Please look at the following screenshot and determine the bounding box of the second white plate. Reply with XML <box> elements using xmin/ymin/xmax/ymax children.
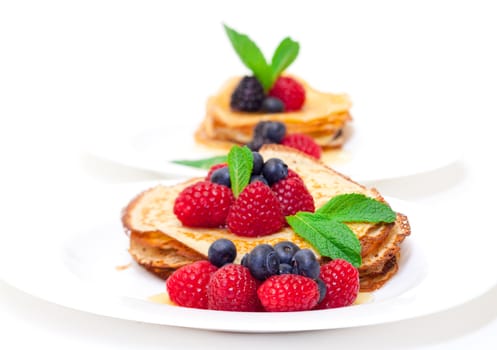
<box><xmin>86</xmin><ymin>120</ymin><xmax>460</xmax><ymax>182</ymax></box>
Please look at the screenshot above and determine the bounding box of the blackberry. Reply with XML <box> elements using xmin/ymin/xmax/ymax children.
<box><xmin>230</xmin><ymin>76</ymin><xmax>265</xmax><ymax>112</ymax></box>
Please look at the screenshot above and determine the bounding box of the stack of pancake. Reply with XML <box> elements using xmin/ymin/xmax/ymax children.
<box><xmin>122</xmin><ymin>145</ymin><xmax>410</xmax><ymax>292</ymax></box>
<box><xmin>195</xmin><ymin>76</ymin><xmax>353</xmax><ymax>150</ymax></box>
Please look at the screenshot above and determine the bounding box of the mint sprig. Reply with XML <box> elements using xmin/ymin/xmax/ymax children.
<box><xmin>171</xmin><ymin>155</ymin><xmax>228</xmax><ymax>169</ymax></box>
<box><xmin>224</xmin><ymin>24</ymin><xmax>299</xmax><ymax>91</ymax></box>
<box><xmin>317</xmin><ymin>193</ymin><xmax>397</xmax><ymax>223</ymax></box>
<box><xmin>227</xmin><ymin>145</ymin><xmax>253</xmax><ymax>197</ymax></box>
<box><xmin>287</xmin><ymin>212</ymin><xmax>362</xmax><ymax>267</ymax></box>
<box><xmin>286</xmin><ymin>193</ymin><xmax>397</xmax><ymax>267</ymax></box>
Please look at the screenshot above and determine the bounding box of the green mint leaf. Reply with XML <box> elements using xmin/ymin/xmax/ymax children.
<box><xmin>286</xmin><ymin>212</ymin><xmax>362</xmax><ymax>267</ymax></box>
<box><xmin>317</xmin><ymin>193</ymin><xmax>397</xmax><ymax>223</ymax></box>
<box><xmin>270</xmin><ymin>37</ymin><xmax>300</xmax><ymax>85</ymax></box>
<box><xmin>223</xmin><ymin>24</ymin><xmax>272</xmax><ymax>91</ymax></box>
<box><xmin>171</xmin><ymin>155</ymin><xmax>228</xmax><ymax>170</ymax></box>
<box><xmin>227</xmin><ymin>145</ymin><xmax>253</xmax><ymax>197</ymax></box>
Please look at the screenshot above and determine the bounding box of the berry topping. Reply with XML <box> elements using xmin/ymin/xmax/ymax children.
<box><xmin>261</xmin><ymin>96</ymin><xmax>285</xmax><ymax>113</ymax></box>
<box><xmin>262</xmin><ymin>158</ymin><xmax>288</xmax><ymax>185</ymax></box>
<box><xmin>268</xmin><ymin>76</ymin><xmax>306</xmax><ymax>111</ymax></box>
<box><xmin>291</xmin><ymin>249</ymin><xmax>321</xmax><ymax>279</ymax></box>
<box><xmin>226</xmin><ymin>181</ymin><xmax>285</xmax><ymax>237</ymax></box>
<box><xmin>244</xmin><ymin>244</ymin><xmax>280</xmax><ymax>280</ymax></box>
<box><xmin>286</xmin><ymin>168</ymin><xmax>304</xmax><ymax>182</ymax></box>
<box><xmin>315</xmin><ymin>278</ymin><xmax>327</xmax><ymax>304</ymax></box>
<box><xmin>254</xmin><ymin>121</ymin><xmax>287</xmax><ymax>144</ymax></box>
<box><xmin>271</xmin><ymin>177</ymin><xmax>315</xmax><ymax>216</ymax></box>
<box><xmin>273</xmin><ymin>241</ymin><xmax>300</xmax><ymax>264</ymax></box>
<box><xmin>207</xmin><ymin>264</ymin><xmax>260</xmax><ymax>312</ymax></box>
<box><xmin>210</xmin><ymin>166</ymin><xmax>231</xmax><ymax>188</ymax></box>
<box><xmin>317</xmin><ymin>259</ymin><xmax>360</xmax><ymax>309</ymax></box>
<box><xmin>257</xmin><ymin>274</ymin><xmax>320</xmax><ymax>312</ymax></box>
<box><xmin>278</xmin><ymin>263</ymin><xmax>294</xmax><ymax>275</ymax></box>
<box><xmin>165</xmin><ymin>260</ymin><xmax>217</xmax><ymax>309</ymax></box>
<box><xmin>173</xmin><ymin>181</ymin><xmax>234</xmax><ymax>228</ymax></box>
<box><xmin>252</xmin><ymin>151</ymin><xmax>264</xmax><ymax>175</ymax></box>
<box><xmin>281</xmin><ymin>133</ymin><xmax>322</xmax><ymax>159</ymax></box>
<box><xmin>230</xmin><ymin>76</ymin><xmax>265</xmax><ymax>112</ymax></box>
<box><xmin>246</xmin><ymin>136</ymin><xmax>266</xmax><ymax>152</ymax></box>
<box><xmin>208</xmin><ymin>238</ymin><xmax>237</xmax><ymax>268</ymax></box>
<box><xmin>205</xmin><ymin>163</ymin><xmax>228</xmax><ymax>181</ymax></box>
<box><xmin>249</xmin><ymin>174</ymin><xmax>269</xmax><ymax>186</ymax></box>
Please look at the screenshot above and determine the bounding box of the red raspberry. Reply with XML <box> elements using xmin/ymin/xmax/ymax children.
<box><xmin>281</xmin><ymin>133</ymin><xmax>322</xmax><ymax>159</ymax></box>
<box><xmin>268</xmin><ymin>76</ymin><xmax>306</xmax><ymax>111</ymax></box>
<box><xmin>207</xmin><ymin>264</ymin><xmax>260</xmax><ymax>311</ymax></box>
<box><xmin>286</xmin><ymin>168</ymin><xmax>303</xmax><ymax>183</ymax></box>
<box><xmin>166</xmin><ymin>260</ymin><xmax>217</xmax><ymax>309</ymax></box>
<box><xmin>317</xmin><ymin>259</ymin><xmax>360</xmax><ymax>309</ymax></box>
<box><xmin>173</xmin><ymin>181</ymin><xmax>234</xmax><ymax>227</ymax></box>
<box><xmin>271</xmin><ymin>177</ymin><xmax>315</xmax><ymax>216</ymax></box>
<box><xmin>226</xmin><ymin>182</ymin><xmax>285</xmax><ymax>237</ymax></box>
<box><xmin>257</xmin><ymin>274</ymin><xmax>320</xmax><ymax>312</ymax></box>
<box><xmin>205</xmin><ymin>163</ymin><xmax>228</xmax><ymax>181</ymax></box>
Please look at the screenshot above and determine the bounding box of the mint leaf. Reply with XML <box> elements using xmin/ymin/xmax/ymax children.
<box><xmin>286</xmin><ymin>212</ymin><xmax>362</xmax><ymax>267</ymax></box>
<box><xmin>270</xmin><ymin>37</ymin><xmax>300</xmax><ymax>85</ymax></box>
<box><xmin>227</xmin><ymin>145</ymin><xmax>253</xmax><ymax>197</ymax></box>
<box><xmin>317</xmin><ymin>193</ymin><xmax>396</xmax><ymax>223</ymax></box>
<box><xmin>171</xmin><ymin>155</ymin><xmax>228</xmax><ymax>170</ymax></box>
<box><xmin>223</xmin><ymin>24</ymin><xmax>272</xmax><ymax>91</ymax></box>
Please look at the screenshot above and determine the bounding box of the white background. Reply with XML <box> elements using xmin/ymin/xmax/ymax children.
<box><xmin>1</xmin><ymin>0</ymin><xmax>496</xmax><ymax>348</ymax></box>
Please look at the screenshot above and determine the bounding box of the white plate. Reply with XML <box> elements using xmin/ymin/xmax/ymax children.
<box><xmin>86</xmin><ymin>120</ymin><xmax>460</xmax><ymax>182</ymax></box>
<box><xmin>1</xmin><ymin>180</ymin><xmax>493</xmax><ymax>333</ymax></box>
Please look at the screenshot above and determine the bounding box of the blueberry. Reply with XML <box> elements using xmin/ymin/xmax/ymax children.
<box><xmin>210</xmin><ymin>166</ymin><xmax>231</xmax><ymax>187</ymax></box>
<box><xmin>274</xmin><ymin>241</ymin><xmax>300</xmax><ymax>264</ymax></box>
<box><xmin>246</xmin><ymin>244</ymin><xmax>280</xmax><ymax>280</ymax></box>
<box><xmin>315</xmin><ymin>278</ymin><xmax>327</xmax><ymax>303</ymax></box>
<box><xmin>253</xmin><ymin>121</ymin><xmax>270</xmax><ymax>139</ymax></box>
<box><xmin>250</xmin><ymin>174</ymin><xmax>269</xmax><ymax>185</ymax></box>
<box><xmin>261</xmin><ymin>97</ymin><xmax>285</xmax><ymax>114</ymax></box>
<box><xmin>208</xmin><ymin>239</ymin><xmax>237</xmax><ymax>267</ymax></box>
<box><xmin>291</xmin><ymin>249</ymin><xmax>320</xmax><ymax>279</ymax></box>
<box><xmin>252</xmin><ymin>151</ymin><xmax>264</xmax><ymax>175</ymax></box>
<box><xmin>262</xmin><ymin>158</ymin><xmax>288</xmax><ymax>185</ymax></box>
<box><xmin>279</xmin><ymin>263</ymin><xmax>293</xmax><ymax>275</ymax></box>
<box><xmin>246</xmin><ymin>136</ymin><xmax>266</xmax><ymax>152</ymax></box>
<box><xmin>240</xmin><ymin>253</ymin><xmax>249</xmax><ymax>267</ymax></box>
<box><xmin>262</xmin><ymin>121</ymin><xmax>286</xmax><ymax>143</ymax></box>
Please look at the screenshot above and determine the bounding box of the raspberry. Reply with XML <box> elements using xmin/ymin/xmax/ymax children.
<box><xmin>257</xmin><ymin>274</ymin><xmax>320</xmax><ymax>312</ymax></box>
<box><xmin>281</xmin><ymin>133</ymin><xmax>322</xmax><ymax>159</ymax></box>
<box><xmin>230</xmin><ymin>76</ymin><xmax>265</xmax><ymax>112</ymax></box>
<box><xmin>165</xmin><ymin>260</ymin><xmax>217</xmax><ymax>309</ymax></box>
<box><xmin>207</xmin><ymin>264</ymin><xmax>260</xmax><ymax>311</ymax></box>
<box><xmin>317</xmin><ymin>259</ymin><xmax>360</xmax><ymax>309</ymax></box>
<box><xmin>286</xmin><ymin>168</ymin><xmax>304</xmax><ymax>183</ymax></box>
<box><xmin>268</xmin><ymin>76</ymin><xmax>306</xmax><ymax>111</ymax></box>
<box><xmin>205</xmin><ymin>163</ymin><xmax>228</xmax><ymax>181</ymax></box>
<box><xmin>271</xmin><ymin>177</ymin><xmax>314</xmax><ymax>216</ymax></box>
<box><xmin>226</xmin><ymin>182</ymin><xmax>285</xmax><ymax>237</ymax></box>
<box><xmin>173</xmin><ymin>181</ymin><xmax>234</xmax><ymax>227</ymax></box>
